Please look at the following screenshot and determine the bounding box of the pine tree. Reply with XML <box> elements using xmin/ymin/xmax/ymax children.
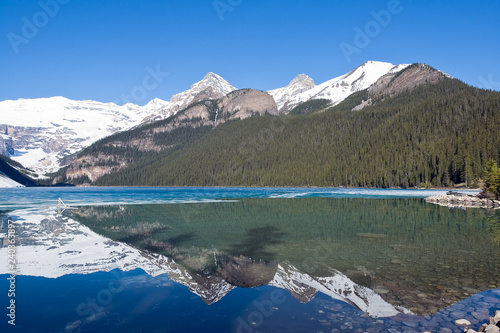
<box><xmin>484</xmin><ymin>159</ymin><xmax>500</xmax><ymax>199</ymax></box>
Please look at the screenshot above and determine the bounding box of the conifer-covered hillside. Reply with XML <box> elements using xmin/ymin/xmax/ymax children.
<box><xmin>56</xmin><ymin>76</ymin><xmax>500</xmax><ymax>188</ymax></box>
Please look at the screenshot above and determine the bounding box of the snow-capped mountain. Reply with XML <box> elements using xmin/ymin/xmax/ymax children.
<box><xmin>0</xmin><ymin>63</ymin><xmax>421</xmax><ymax>179</ymax></box>
<box><xmin>269</xmin><ymin>61</ymin><xmax>410</xmax><ymax>113</ymax></box>
<box><xmin>142</xmin><ymin>72</ymin><xmax>237</xmax><ymax>123</ymax></box>
<box><xmin>133</xmin><ymin>73</ymin><xmax>238</xmax><ymax>124</ymax></box>
<box><xmin>166</xmin><ymin>72</ymin><xmax>237</xmax><ymax>113</ymax></box>
<box><xmin>268</xmin><ymin>74</ymin><xmax>316</xmax><ymax>113</ymax></box>
<box><xmin>0</xmin><ymin>97</ymin><xmax>155</xmax><ymax>176</ymax></box>
<box><xmin>0</xmin><ymin>72</ymin><xmax>236</xmax><ymax>178</ymax></box>
<box><xmin>141</xmin><ymin>97</ymin><xmax>171</xmax><ymax>113</ymax></box>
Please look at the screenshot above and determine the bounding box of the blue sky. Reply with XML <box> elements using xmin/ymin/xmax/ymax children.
<box><xmin>1</xmin><ymin>0</ymin><xmax>499</xmax><ymax>105</ymax></box>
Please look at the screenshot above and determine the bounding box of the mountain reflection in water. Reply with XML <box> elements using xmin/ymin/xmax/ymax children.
<box><xmin>62</xmin><ymin>198</ymin><xmax>500</xmax><ymax>316</ymax></box>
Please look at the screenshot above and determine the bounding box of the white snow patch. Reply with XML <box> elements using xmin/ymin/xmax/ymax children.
<box><xmin>0</xmin><ymin>172</ymin><xmax>24</xmax><ymax>187</ymax></box>
<box><xmin>269</xmin><ymin>61</ymin><xmax>411</xmax><ymax>112</ymax></box>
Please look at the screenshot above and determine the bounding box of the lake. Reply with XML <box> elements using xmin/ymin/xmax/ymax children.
<box><xmin>1</xmin><ymin>187</ymin><xmax>499</xmax><ymax>332</ymax></box>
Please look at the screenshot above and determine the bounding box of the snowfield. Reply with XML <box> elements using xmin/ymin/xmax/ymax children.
<box><xmin>0</xmin><ymin>172</ymin><xmax>24</xmax><ymax>187</ymax></box>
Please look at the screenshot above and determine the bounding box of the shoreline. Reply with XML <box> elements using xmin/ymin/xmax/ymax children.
<box><xmin>72</xmin><ymin>184</ymin><xmax>482</xmax><ymax>190</ymax></box>
<box><xmin>425</xmin><ymin>191</ymin><xmax>500</xmax><ymax>209</ymax></box>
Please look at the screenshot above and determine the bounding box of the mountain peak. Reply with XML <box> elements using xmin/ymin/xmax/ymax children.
<box><xmin>288</xmin><ymin>74</ymin><xmax>315</xmax><ymax>87</ymax></box>
<box><xmin>200</xmin><ymin>72</ymin><xmax>232</xmax><ymax>87</ymax></box>
<box><xmin>409</xmin><ymin>63</ymin><xmax>452</xmax><ymax>78</ymax></box>
<box><xmin>166</xmin><ymin>72</ymin><xmax>237</xmax><ymax>113</ymax></box>
<box><xmin>360</xmin><ymin>60</ymin><xmax>388</xmax><ymax>66</ymax></box>
<box><xmin>203</xmin><ymin>72</ymin><xmax>222</xmax><ymax>80</ymax></box>
<box><xmin>269</xmin><ymin>74</ymin><xmax>317</xmax><ymax>112</ymax></box>
<box><xmin>142</xmin><ymin>98</ymin><xmax>170</xmax><ymax>112</ymax></box>
<box><xmin>269</xmin><ymin>61</ymin><xmax>410</xmax><ymax>113</ymax></box>
<box><xmin>348</xmin><ymin>61</ymin><xmax>396</xmax><ymax>76</ymax></box>
<box><xmin>146</xmin><ymin>97</ymin><xmax>168</xmax><ymax>106</ymax></box>
<box><xmin>191</xmin><ymin>72</ymin><xmax>235</xmax><ymax>92</ymax></box>
<box><xmin>351</xmin><ymin>62</ymin><xmax>452</xmax><ymax>111</ymax></box>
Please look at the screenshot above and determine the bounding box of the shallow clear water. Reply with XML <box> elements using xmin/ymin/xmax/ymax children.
<box><xmin>0</xmin><ymin>187</ymin><xmax>498</xmax><ymax>333</ymax></box>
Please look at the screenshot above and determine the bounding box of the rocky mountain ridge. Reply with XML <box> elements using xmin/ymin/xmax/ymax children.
<box><xmin>0</xmin><ymin>61</ymin><xmax>447</xmax><ymax>184</ymax></box>
<box><xmin>151</xmin><ymin>72</ymin><xmax>238</xmax><ymax>121</ymax></box>
<box><xmin>64</xmin><ymin>88</ymin><xmax>277</xmax><ymax>184</ymax></box>
<box><xmin>269</xmin><ymin>61</ymin><xmax>411</xmax><ymax>113</ymax></box>
<box><xmin>352</xmin><ymin>64</ymin><xmax>449</xmax><ymax>111</ymax></box>
<box><xmin>269</xmin><ymin>74</ymin><xmax>316</xmax><ymax>113</ymax></box>
<box><xmin>0</xmin><ymin>73</ymin><xmax>237</xmax><ymax>178</ymax></box>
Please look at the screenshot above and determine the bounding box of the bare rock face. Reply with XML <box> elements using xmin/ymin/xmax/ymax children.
<box><xmin>64</xmin><ymin>89</ymin><xmax>278</xmax><ymax>184</ymax></box>
<box><xmin>0</xmin><ymin>136</ymin><xmax>8</xmax><ymax>156</ymax></box>
<box><xmin>172</xmin><ymin>88</ymin><xmax>278</xmax><ymax>127</ymax></box>
<box><xmin>64</xmin><ymin>154</ymin><xmax>125</xmax><ymax>183</ymax></box>
<box><xmin>353</xmin><ymin>64</ymin><xmax>449</xmax><ymax>111</ymax></box>
<box><xmin>169</xmin><ymin>72</ymin><xmax>236</xmax><ymax>113</ymax></box>
<box><xmin>217</xmin><ymin>89</ymin><xmax>278</xmax><ymax>122</ymax></box>
<box><xmin>369</xmin><ymin>64</ymin><xmax>447</xmax><ymax>98</ymax></box>
<box><xmin>173</xmin><ymin>102</ymin><xmax>215</xmax><ymax>125</ymax></box>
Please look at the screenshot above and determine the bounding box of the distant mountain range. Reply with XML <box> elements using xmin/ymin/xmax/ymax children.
<box><xmin>269</xmin><ymin>61</ymin><xmax>410</xmax><ymax>112</ymax></box>
<box><xmin>0</xmin><ymin>61</ymin><xmax>409</xmax><ymax>182</ymax></box>
<box><xmin>1</xmin><ymin>60</ymin><xmax>499</xmax><ymax>188</ymax></box>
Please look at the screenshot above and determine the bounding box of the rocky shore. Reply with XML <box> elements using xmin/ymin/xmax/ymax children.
<box><xmin>425</xmin><ymin>191</ymin><xmax>500</xmax><ymax>209</ymax></box>
<box><xmin>466</xmin><ymin>310</ymin><xmax>500</xmax><ymax>333</ymax></box>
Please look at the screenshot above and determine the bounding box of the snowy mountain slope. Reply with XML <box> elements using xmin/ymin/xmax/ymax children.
<box><xmin>0</xmin><ymin>172</ymin><xmax>24</xmax><ymax>187</ymax></box>
<box><xmin>268</xmin><ymin>74</ymin><xmax>316</xmax><ymax>113</ymax></box>
<box><xmin>0</xmin><ymin>154</ymin><xmax>37</xmax><ymax>186</ymax></box>
<box><xmin>0</xmin><ymin>97</ymin><xmax>156</xmax><ymax>176</ymax></box>
<box><xmin>170</xmin><ymin>72</ymin><xmax>236</xmax><ymax>109</ymax></box>
<box><xmin>0</xmin><ymin>73</ymin><xmax>236</xmax><ymax>177</ymax></box>
<box><xmin>149</xmin><ymin>72</ymin><xmax>237</xmax><ymax>121</ymax></box>
<box><xmin>269</xmin><ymin>61</ymin><xmax>410</xmax><ymax>113</ymax></box>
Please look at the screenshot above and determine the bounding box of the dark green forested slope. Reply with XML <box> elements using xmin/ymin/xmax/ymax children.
<box><xmin>93</xmin><ymin>78</ymin><xmax>500</xmax><ymax>188</ymax></box>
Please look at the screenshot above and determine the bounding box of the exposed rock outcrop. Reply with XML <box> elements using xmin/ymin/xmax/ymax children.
<box><xmin>217</xmin><ymin>88</ymin><xmax>278</xmax><ymax>121</ymax></box>
<box><xmin>0</xmin><ymin>136</ymin><xmax>8</xmax><ymax>156</ymax></box>
<box><xmin>353</xmin><ymin>63</ymin><xmax>449</xmax><ymax>111</ymax></box>
<box><xmin>168</xmin><ymin>72</ymin><xmax>236</xmax><ymax>113</ymax></box>
<box><xmin>425</xmin><ymin>192</ymin><xmax>500</xmax><ymax>209</ymax></box>
<box><xmin>269</xmin><ymin>74</ymin><xmax>316</xmax><ymax>113</ymax></box>
<box><xmin>64</xmin><ymin>89</ymin><xmax>277</xmax><ymax>183</ymax></box>
<box><xmin>368</xmin><ymin>63</ymin><xmax>447</xmax><ymax>98</ymax></box>
<box><xmin>467</xmin><ymin>310</ymin><xmax>500</xmax><ymax>333</ymax></box>
<box><xmin>64</xmin><ymin>154</ymin><xmax>126</xmax><ymax>183</ymax></box>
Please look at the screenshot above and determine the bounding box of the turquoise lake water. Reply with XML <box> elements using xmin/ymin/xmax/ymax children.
<box><xmin>1</xmin><ymin>187</ymin><xmax>499</xmax><ymax>333</ymax></box>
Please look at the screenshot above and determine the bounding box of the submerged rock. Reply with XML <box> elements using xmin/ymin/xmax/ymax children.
<box><xmin>455</xmin><ymin>319</ymin><xmax>472</xmax><ymax>326</ymax></box>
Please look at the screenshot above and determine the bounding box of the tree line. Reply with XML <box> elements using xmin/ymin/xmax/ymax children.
<box><xmin>58</xmin><ymin>78</ymin><xmax>500</xmax><ymax>189</ymax></box>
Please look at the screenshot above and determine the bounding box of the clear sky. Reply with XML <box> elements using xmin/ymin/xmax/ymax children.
<box><xmin>1</xmin><ymin>0</ymin><xmax>499</xmax><ymax>105</ymax></box>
